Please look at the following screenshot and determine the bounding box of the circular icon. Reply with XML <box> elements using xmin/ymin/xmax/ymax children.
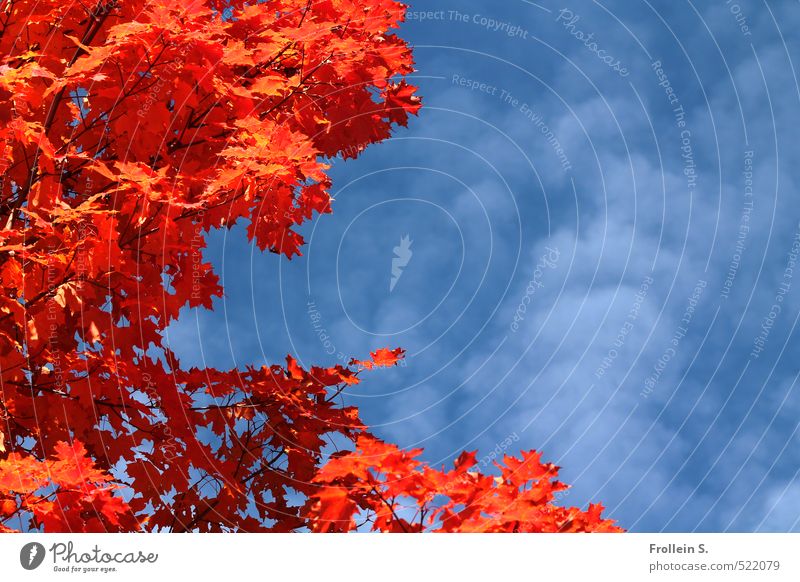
<box><xmin>19</xmin><ymin>542</ymin><xmax>46</xmax><ymax>570</ymax></box>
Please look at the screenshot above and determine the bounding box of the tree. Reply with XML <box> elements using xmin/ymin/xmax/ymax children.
<box><xmin>0</xmin><ymin>0</ymin><xmax>621</xmax><ymax>532</ymax></box>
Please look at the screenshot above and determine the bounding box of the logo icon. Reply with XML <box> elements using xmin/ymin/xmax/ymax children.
<box><xmin>20</xmin><ymin>542</ymin><xmax>46</xmax><ymax>570</ymax></box>
<box><xmin>390</xmin><ymin>235</ymin><xmax>413</xmax><ymax>293</ymax></box>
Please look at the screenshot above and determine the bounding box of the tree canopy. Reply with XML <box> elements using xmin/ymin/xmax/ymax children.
<box><xmin>0</xmin><ymin>0</ymin><xmax>621</xmax><ymax>533</ymax></box>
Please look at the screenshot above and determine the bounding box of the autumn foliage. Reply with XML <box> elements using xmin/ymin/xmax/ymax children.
<box><xmin>0</xmin><ymin>0</ymin><xmax>621</xmax><ymax>532</ymax></box>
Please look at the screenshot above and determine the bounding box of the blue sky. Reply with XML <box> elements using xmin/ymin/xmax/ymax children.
<box><xmin>168</xmin><ymin>0</ymin><xmax>800</xmax><ymax>532</ymax></box>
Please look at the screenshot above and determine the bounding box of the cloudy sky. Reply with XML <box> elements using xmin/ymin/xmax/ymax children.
<box><xmin>168</xmin><ymin>0</ymin><xmax>800</xmax><ymax>532</ymax></box>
